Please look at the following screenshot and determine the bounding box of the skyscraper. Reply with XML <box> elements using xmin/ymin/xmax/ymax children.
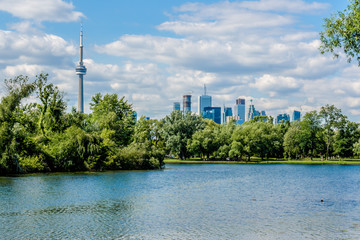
<box><xmin>276</xmin><ymin>113</ymin><xmax>290</xmax><ymax>124</ymax></box>
<box><xmin>292</xmin><ymin>110</ymin><xmax>301</xmax><ymax>122</ymax></box>
<box><xmin>234</xmin><ymin>98</ymin><xmax>245</xmax><ymax>122</ymax></box>
<box><xmin>223</xmin><ymin>106</ymin><xmax>232</xmax><ymax>123</ymax></box>
<box><xmin>183</xmin><ymin>95</ymin><xmax>192</xmax><ymax>113</ymax></box>
<box><xmin>203</xmin><ymin>107</ymin><xmax>221</xmax><ymax>124</ymax></box>
<box><xmin>247</xmin><ymin>100</ymin><xmax>265</xmax><ymax>121</ymax></box>
<box><xmin>75</xmin><ymin>24</ymin><xmax>87</xmax><ymax>113</ymax></box>
<box><xmin>173</xmin><ymin>102</ymin><xmax>180</xmax><ymax>112</ymax></box>
<box><xmin>198</xmin><ymin>85</ymin><xmax>211</xmax><ymax>115</ymax></box>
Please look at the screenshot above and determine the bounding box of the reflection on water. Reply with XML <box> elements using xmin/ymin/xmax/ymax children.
<box><xmin>1</xmin><ymin>164</ymin><xmax>360</xmax><ymax>239</ymax></box>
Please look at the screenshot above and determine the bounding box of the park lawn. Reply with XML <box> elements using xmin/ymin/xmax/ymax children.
<box><xmin>164</xmin><ymin>157</ymin><xmax>360</xmax><ymax>165</ymax></box>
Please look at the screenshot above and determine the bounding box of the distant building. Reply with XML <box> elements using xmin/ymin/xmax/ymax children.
<box><xmin>183</xmin><ymin>95</ymin><xmax>192</xmax><ymax>113</ymax></box>
<box><xmin>247</xmin><ymin>100</ymin><xmax>265</xmax><ymax>121</ymax></box>
<box><xmin>276</xmin><ymin>113</ymin><xmax>290</xmax><ymax>124</ymax></box>
<box><xmin>292</xmin><ymin>110</ymin><xmax>301</xmax><ymax>122</ymax></box>
<box><xmin>203</xmin><ymin>107</ymin><xmax>221</xmax><ymax>124</ymax></box>
<box><xmin>223</xmin><ymin>106</ymin><xmax>233</xmax><ymax>123</ymax></box>
<box><xmin>145</xmin><ymin>116</ymin><xmax>150</xmax><ymax>120</ymax></box>
<box><xmin>173</xmin><ymin>102</ymin><xmax>180</xmax><ymax>112</ymax></box>
<box><xmin>234</xmin><ymin>98</ymin><xmax>246</xmax><ymax>123</ymax></box>
<box><xmin>198</xmin><ymin>85</ymin><xmax>212</xmax><ymax>115</ymax></box>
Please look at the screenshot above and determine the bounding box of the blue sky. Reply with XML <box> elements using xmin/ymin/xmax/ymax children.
<box><xmin>0</xmin><ymin>0</ymin><xmax>358</xmax><ymax>121</ymax></box>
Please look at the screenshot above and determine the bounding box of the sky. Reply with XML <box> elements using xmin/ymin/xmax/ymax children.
<box><xmin>0</xmin><ymin>0</ymin><xmax>358</xmax><ymax>121</ymax></box>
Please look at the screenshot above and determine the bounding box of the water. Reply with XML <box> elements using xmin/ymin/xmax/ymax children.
<box><xmin>1</xmin><ymin>164</ymin><xmax>360</xmax><ymax>239</ymax></box>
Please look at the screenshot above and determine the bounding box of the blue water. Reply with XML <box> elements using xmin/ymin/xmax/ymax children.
<box><xmin>1</xmin><ymin>164</ymin><xmax>360</xmax><ymax>239</ymax></box>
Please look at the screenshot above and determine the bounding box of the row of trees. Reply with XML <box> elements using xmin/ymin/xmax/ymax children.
<box><xmin>1</xmin><ymin>74</ymin><xmax>360</xmax><ymax>175</ymax></box>
<box><xmin>158</xmin><ymin>107</ymin><xmax>360</xmax><ymax>161</ymax></box>
<box><xmin>0</xmin><ymin>74</ymin><xmax>164</xmax><ymax>175</ymax></box>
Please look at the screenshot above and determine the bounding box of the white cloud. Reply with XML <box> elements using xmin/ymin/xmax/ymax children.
<box><xmin>251</xmin><ymin>74</ymin><xmax>301</xmax><ymax>97</ymax></box>
<box><xmin>0</xmin><ymin>0</ymin><xmax>84</xmax><ymax>22</ymax></box>
<box><xmin>239</xmin><ymin>0</ymin><xmax>329</xmax><ymax>13</ymax></box>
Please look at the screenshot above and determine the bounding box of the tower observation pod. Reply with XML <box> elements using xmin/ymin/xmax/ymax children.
<box><xmin>75</xmin><ymin>24</ymin><xmax>87</xmax><ymax>113</ymax></box>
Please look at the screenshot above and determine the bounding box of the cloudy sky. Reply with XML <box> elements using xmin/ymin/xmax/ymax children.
<box><xmin>0</xmin><ymin>0</ymin><xmax>358</xmax><ymax>121</ymax></box>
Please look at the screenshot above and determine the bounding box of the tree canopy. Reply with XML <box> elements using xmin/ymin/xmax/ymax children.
<box><xmin>320</xmin><ymin>0</ymin><xmax>360</xmax><ymax>65</ymax></box>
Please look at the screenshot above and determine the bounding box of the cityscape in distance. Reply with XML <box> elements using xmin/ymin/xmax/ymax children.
<box><xmin>172</xmin><ymin>85</ymin><xmax>301</xmax><ymax>125</ymax></box>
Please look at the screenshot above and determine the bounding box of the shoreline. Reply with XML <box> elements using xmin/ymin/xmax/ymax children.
<box><xmin>164</xmin><ymin>158</ymin><xmax>360</xmax><ymax>165</ymax></box>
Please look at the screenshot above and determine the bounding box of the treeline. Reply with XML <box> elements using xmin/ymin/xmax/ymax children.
<box><xmin>162</xmin><ymin>106</ymin><xmax>360</xmax><ymax>161</ymax></box>
<box><xmin>2</xmin><ymin>74</ymin><xmax>360</xmax><ymax>175</ymax></box>
<box><xmin>0</xmin><ymin>74</ymin><xmax>164</xmax><ymax>175</ymax></box>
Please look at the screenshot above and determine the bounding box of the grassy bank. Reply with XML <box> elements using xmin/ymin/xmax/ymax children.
<box><xmin>164</xmin><ymin>158</ymin><xmax>360</xmax><ymax>165</ymax></box>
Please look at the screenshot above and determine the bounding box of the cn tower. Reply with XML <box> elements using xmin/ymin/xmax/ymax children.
<box><xmin>75</xmin><ymin>24</ymin><xmax>87</xmax><ymax>113</ymax></box>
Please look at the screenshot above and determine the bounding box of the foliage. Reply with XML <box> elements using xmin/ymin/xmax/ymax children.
<box><xmin>2</xmin><ymin>73</ymin><xmax>360</xmax><ymax>175</ymax></box>
<box><xmin>161</xmin><ymin>111</ymin><xmax>204</xmax><ymax>160</ymax></box>
<box><xmin>320</xmin><ymin>0</ymin><xmax>360</xmax><ymax>65</ymax></box>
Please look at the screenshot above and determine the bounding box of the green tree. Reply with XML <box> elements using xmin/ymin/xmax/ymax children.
<box><xmin>188</xmin><ymin>119</ymin><xmax>220</xmax><ymax>160</ymax></box>
<box><xmin>161</xmin><ymin>111</ymin><xmax>204</xmax><ymax>160</ymax></box>
<box><xmin>319</xmin><ymin>104</ymin><xmax>346</xmax><ymax>159</ymax></box>
<box><xmin>215</xmin><ymin>121</ymin><xmax>236</xmax><ymax>160</ymax></box>
<box><xmin>0</xmin><ymin>75</ymin><xmax>36</xmax><ymax>174</ymax></box>
<box><xmin>334</xmin><ymin>120</ymin><xmax>360</xmax><ymax>157</ymax></box>
<box><xmin>299</xmin><ymin>111</ymin><xmax>325</xmax><ymax>159</ymax></box>
<box><xmin>283</xmin><ymin>121</ymin><xmax>302</xmax><ymax>159</ymax></box>
<box><xmin>90</xmin><ymin>93</ymin><xmax>135</xmax><ymax>146</ymax></box>
<box><xmin>320</xmin><ymin>0</ymin><xmax>360</xmax><ymax>65</ymax></box>
<box><xmin>35</xmin><ymin>73</ymin><xmax>66</xmax><ymax>137</ymax></box>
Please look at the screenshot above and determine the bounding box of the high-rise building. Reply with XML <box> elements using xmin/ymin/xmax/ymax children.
<box><xmin>234</xmin><ymin>98</ymin><xmax>245</xmax><ymax>122</ymax></box>
<box><xmin>223</xmin><ymin>106</ymin><xmax>232</xmax><ymax>123</ymax></box>
<box><xmin>198</xmin><ymin>85</ymin><xmax>212</xmax><ymax>115</ymax></box>
<box><xmin>183</xmin><ymin>95</ymin><xmax>192</xmax><ymax>113</ymax></box>
<box><xmin>247</xmin><ymin>100</ymin><xmax>265</xmax><ymax>121</ymax></box>
<box><xmin>203</xmin><ymin>107</ymin><xmax>221</xmax><ymax>124</ymax></box>
<box><xmin>173</xmin><ymin>102</ymin><xmax>180</xmax><ymax>112</ymax></box>
<box><xmin>292</xmin><ymin>110</ymin><xmax>301</xmax><ymax>122</ymax></box>
<box><xmin>75</xmin><ymin>24</ymin><xmax>87</xmax><ymax>113</ymax></box>
<box><xmin>276</xmin><ymin>113</ymin><xmax>290</xmax><ymax>124</ymax></box>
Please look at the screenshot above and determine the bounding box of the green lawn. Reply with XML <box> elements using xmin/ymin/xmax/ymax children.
<box><xmin>164</xmin><ymin>157</ymin><xmax>360</xmax><ymax>165</ymax></box>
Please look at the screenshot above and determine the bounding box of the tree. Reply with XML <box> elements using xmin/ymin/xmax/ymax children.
<box><xmin>283</xmin><ymin>121</ymin><xmax>302</xmax><ymax>159</ymax></box>
<box><xmin>0</xmin><ymin>75</ymin><xmax>36</xmax><ymax>174</ymax></box>
<box><xmin>35</xmin><ymin>73</ymin><xmax>66</xmax><ymax>137</ymax></box>
<box><xmin>319</xmin><ymin>104</ymin><xmax>346</xmax><ymax>159</ymax></box>
<box><xmin>320</xmin><ymin>0</ymin><xmax>360</xmax><ymax>65</ymax></box>
<box><xmin>334</xmin><ymin>120</ymin><xmax>360</xmax><ymax>157</ymax></box>
<box><xmin>187</xmin><ymin>119</ymin><xmax>220</xmax><ymax>160</ymax></box>
<box><xmin>161</xmin><ymin>111</ymin><xmax>204</xmax><ymax>160</ymax></box>
<box><xmin>90</xmin><ymin>93</ymin><xmax>135</xmax><ymax>146</ymax></box>
<box><xmin>299</xmin><ymin>111</ymin><xmax>325</xmax><ymax>160</ymax></box>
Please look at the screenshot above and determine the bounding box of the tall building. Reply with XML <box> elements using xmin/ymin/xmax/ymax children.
<box><xmin>234</xmin><ymin>98</ymin><xmax>245</xmax><ymax>122</ymax></box>
<box><xmin>203</xmin><ymin>107</ymin><xmax>221</xmax><ymax>124</ymax></box>
<box><xmin>292</xmin><ymin>110</ymin><xmax>301</xmax><ymax>122</ymax></box>
<box><xmin>183</xmin><ymin>95</ymin><xmax>192</xmax><ymax>113</ymax></box>
<box><xmin>75</xmin><ymin>24</ymin><xmax>87</xmax><ymax>113</ymax></box>
<box><xmin>223</xmin><ymin>106</ymin><xmax>232</xmax><ymax>123</ymax></box>
<box><xmin>198</xmin><ymin>85</ymin><xmax>212</xmax><ymax>115</ymax></box>
<box><xmin>247</xmin><ymin>99</ymin><xmax>265</xmax><ymax>121</ymax></box>
<box><xmin>276</xmin><ymin>113</ymin><xmax>290</xmax><ymax>124</ymax></box>
<box><xmin>173</xmin><ymin>102</ymin><xmax>180</xmax><ymax>112</ymax></box>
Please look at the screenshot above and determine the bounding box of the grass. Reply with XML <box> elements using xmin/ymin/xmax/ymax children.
<box><xmin>164</xmin><ymin>157</ymin><xmax>360</xmax><ymax>165</ymax></box>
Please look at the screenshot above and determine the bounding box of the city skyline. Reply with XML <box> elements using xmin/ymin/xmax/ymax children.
<box><xmin>0</xmin><ymin>1</ymin><xmax>359</xmax><ymax>121</ymax></box>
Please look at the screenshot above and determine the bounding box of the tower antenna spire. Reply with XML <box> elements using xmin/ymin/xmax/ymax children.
<box><xmin>75</xmin><ymin>23</ymin><xmax>87</xmax><ymax>113</ymax></box>
<box><xmin>204</xmin><ymin>84</ymin><xmax>207</xmax><ymax>95</ymax></box>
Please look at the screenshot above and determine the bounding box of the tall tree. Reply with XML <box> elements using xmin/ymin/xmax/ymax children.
<box><xmin>320</xmin><ymin>0</ymin><xmax>360</xmax><ymax>65</ymax></box>
<box><xmin>0</xmin><ymin>75</ymin><xmax>36</xmax><ymax>174</ymax></box>
<box><xmin>90</xmin><ymin>93</ymin><xmax>135</xmax><ymax>146</ymax></box>
<box><xmin>320</xmin><ymin>104</ymin><xmax>346</xmax><ymax>160</ymax></box>
<box><xmin>161</xmin><ymin>111</ymin><xmax>204</xmax><ymax>160</ymax></box>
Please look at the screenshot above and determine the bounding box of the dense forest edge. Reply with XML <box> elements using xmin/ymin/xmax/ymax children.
<box><xmin>2</xmin><ymin>74</ymin><xmax>360</xmax><ymax>175</ymax></box>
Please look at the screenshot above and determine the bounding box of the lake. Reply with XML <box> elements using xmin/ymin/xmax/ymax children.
<box><xmin>1</xmin><ymin>163</ymin><xmax>360</xmax><ymax>239</ymax></box>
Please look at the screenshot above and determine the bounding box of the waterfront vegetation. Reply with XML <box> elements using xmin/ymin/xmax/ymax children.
<box><xmin>2</xmin><ymin>74</ymin><xmax>360</xmax><ymax>175</ymax></box>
